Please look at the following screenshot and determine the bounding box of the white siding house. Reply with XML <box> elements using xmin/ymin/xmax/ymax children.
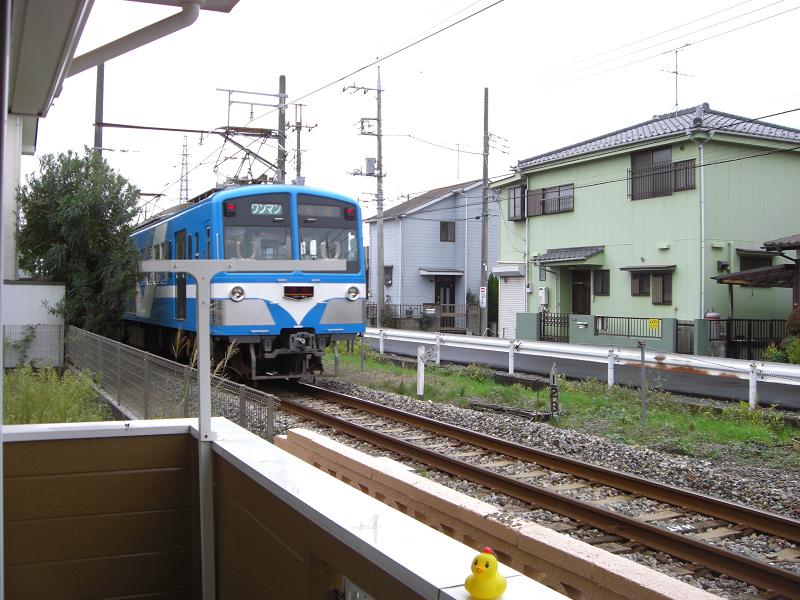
<box><xmin>366</xmin><ymin>181</ymin><xmax>500</xmax><ymax>309</ymax></box>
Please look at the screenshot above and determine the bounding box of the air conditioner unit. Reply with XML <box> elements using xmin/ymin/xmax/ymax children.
<box><xmin>538</xmin><ymin>286</ymin><xmax>549</xmax><ymax>306</ymax></box>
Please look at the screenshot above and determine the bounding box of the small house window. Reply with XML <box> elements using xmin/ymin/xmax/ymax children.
<box><xmin>384</xmin><ymin>265</ymin><xmax>393</xmax><ymax>287</ymax></box>
<box><xmin>631</xmin><ymin>272</ymin><xmax>650</xmax><ymax>296</ymax></box>
<box><xmin>740</xmin><ymin>254</ymin><xmax>773</xmax><ymax>271</ymax></box>
<box><xmin>527</xmin><ymin>184</ymin><xmax>574</xmax><ymax>217</ymax></box>
<box><xmin>593</xmin><ymin>269</ymin><xmax>610</xmax><ymax>296</ymax></box>
<box><xmin>440</xmin><ymin>221</ymin><xmax>455</xmax><ymax>242</ymax></box>
<box><xmin>538</xmin><ymin>265</ymin><xmax>547</xmax><ymax>282</ymax></box>
<box><xmin>651</xmin><ymin>272</ymin><xmax>672</xmax><ymax>305</ymax></box>
<box><xmin>507</xmin><ymin>186</ymin><xmax>526</xmax><ymax>221</ymax></box>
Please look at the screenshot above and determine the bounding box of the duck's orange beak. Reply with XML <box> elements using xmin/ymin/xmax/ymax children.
<box><xmin>475</xmin><ymin>566</ymin><xmax>485</xmax><ymax>574</ymax></box>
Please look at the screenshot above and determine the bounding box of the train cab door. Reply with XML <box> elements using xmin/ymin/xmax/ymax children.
<box><xmin>175</xmin><ymin>229</ymin><xmax>187</xmax><ymax>320</ymax></box>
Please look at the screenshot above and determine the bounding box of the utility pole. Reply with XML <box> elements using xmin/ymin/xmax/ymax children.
<box><xmin>480</xmin><ymin>87</ymin><xmax>489</xmax><ymax>336</ymax></box>
<box><xmin>277</xmin><ymin>75</ymin><xmax>287</xmax><ymax>183</ymax></box>
<box><xmin>345</xmin><ymin>67</ymin><xmax>385</xmax><ymax>327</ymax></box>
<box><xmin>179</xmin><ymin>135</ymin><xmax>189</xmax><ymax>203</ymax></box>
<box><xmin>290</xmin><ymin>104</ymin><xmax>316</xmax><ymax>185</ymax></box>
<box><xmin>94</xmin><ymin>63</ymin><xmax>104</xmax><ymax>157</ymax></box>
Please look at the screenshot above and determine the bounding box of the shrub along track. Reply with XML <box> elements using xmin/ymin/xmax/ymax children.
<box><xmin>277</xmin><ymin>381</ymin><xmax>800</xmax><ymax>599</ymax></box>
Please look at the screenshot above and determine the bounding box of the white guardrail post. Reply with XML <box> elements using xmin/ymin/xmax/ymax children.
<box><xmin>379</xmin><ymin>329</ymin><xmax>385</xmax><ymax>355</ymax></box>
<box><xmin>435</xmin><ymin>334</ymin><xmax>442</xmax><ymax>365</ymax></box>
<box><xmin>417</xmin><ymin>345</ymin><xmax>426</xmax><ymax>397</ymax></box>
<box><xmin>749</xmin><ymin>363</ymin><xmax>758</xmax><ymax>410</ymax></box>
<box><xmin>607</xmin><ymin>348</ymin><xmax>616</xmax><ymax>387</ymax></box>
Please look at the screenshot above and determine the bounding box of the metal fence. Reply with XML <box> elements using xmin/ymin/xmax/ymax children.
<box><xmin>3</xmin><ymin>324</ymin><xmax>64</xmax><ymax>368</ymax></box>
<box><xmin>366</xmin><ymin>303</ymin><xmax>478</xmax><ymax>333</ymax></box>
<box><xmin>65</xmin><ymin>327</ymin><xmax>277</xmax><ymax>440</ymax></box>
<box><xmin>538</xmin><ymin>312</ymin><xmax>569</xmax><ymax>343</ymax></box>
<box><xmin>709</xmin><ymin>319</ymin><xmax>787</xmax><ymax>361</ymax></box>
<box><xmin>594</xmin><ymin>316</ymin><xmax>662</xmax><ymax>339</ymax></box>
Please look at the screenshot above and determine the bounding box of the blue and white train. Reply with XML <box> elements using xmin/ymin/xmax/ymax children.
<box><xmin>123</xmin><ymin>184</ymin><xmax>366</xmax><ymax>379</ymax></box>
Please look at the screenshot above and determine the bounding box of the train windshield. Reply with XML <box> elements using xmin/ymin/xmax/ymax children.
<box><xmin>297</xmin><ymin>194</ymin><xmax>360</xmax><ymax>273</ymax></box>
<box><xmin>223</xmin><ymin>193</ymin><xmax>291</xmax><ymax>260</ymax></box>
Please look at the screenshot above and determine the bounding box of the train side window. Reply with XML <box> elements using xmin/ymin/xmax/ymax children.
<box><xmin>195</xmin><ymin>233</ymin><xmax>200</xmax><ymax>258</ymax></box>
<box><xmin>206</xmin><ymin>226</ymin><xmax>211</xmax><ymax>258</ymax></box>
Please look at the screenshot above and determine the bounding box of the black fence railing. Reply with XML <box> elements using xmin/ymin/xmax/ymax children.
<box><xmin>538</xmin><ymin>312</ymin><xmax>570</xmax><ymax>343</ymax></box>
<box><xmin>594</xmin><ymin>316</ymin><xmax>662</xmax><ymax>339</ymax></box>
<box><xmin>709</xmin><ymin>319</ymin><xmax>787</xmax><ymax>361</ymax></box>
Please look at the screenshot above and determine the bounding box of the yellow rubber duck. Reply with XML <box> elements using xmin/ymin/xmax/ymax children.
<box><xmin>464</xmin><ymin>546</ymin><xmax>507</xmax><ymax>600</ymax></box>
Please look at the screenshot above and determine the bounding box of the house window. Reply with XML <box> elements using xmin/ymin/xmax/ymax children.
<box><xmin>539</xmin><ymin>265</ymin><xmax>547</xmax><ymax>282</ymax></box>
<box><xmin>527</xmin><ymin>184</ymin><xmax>574</xmax><ymax>217</ymax></box>
<box><xmin>440</xmin><ymin>221</ymin><xmax>455</xmax><ymax>242</ymax></box>
<box><xmin>507</xmin><ymin>186</ymin><xmax>526</xmax><ymax>221</ymax></box>
<box><xmin>593</xmin><ymin>269</ymin><xmax>610</xmax><ymax>296</ymax></box>
<box><xmin>651</xmin><ymin>272</ymin><xmax>672</xmax><ymax>305</ymax></box>
<box><xmin>631</xmin><ymin>272</ymin><xmax>650</xmax><ymax>296</ymax></box>
<box><xmin>384</xmin><ymin>265</ymin><xmax>393</xmax><ymax>287</ymax></box>
<box><xmin>628</xmin><ymin>145</ymin><xmax>698</xmax><ymax>201</ymax></box>
<box><xmin>740</xmin><ymin>254</ymin><xmax>773</xmax><ymax>271</ymax></box>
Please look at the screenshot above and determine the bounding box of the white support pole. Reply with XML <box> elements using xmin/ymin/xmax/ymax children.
<box><xmin>508</xmin><ymin>341</ymin><xmax>515</xmax><ymax>375</ymax></box>
<box><xmin>417</xmin><ymin>345</ymin><xmax>426</xmax><ymax>397</ymax></box>
<box><xmin>749</xmin><ymin>363</ymin><xmax>758</xmax><ymax>410</ymax></box>
<box><xmin>435</xmin><ymin>334</ymin><xmax>441</xmax><ymax>365</ymax></box>
<box><xmin>379</xmin><ymin>329</ymin><xmax>385</xmax><ymax>355</ymax></box>
<box><xmin>607</xmin><ymin>349</ymin><xmax>615</xmax><ymax>387</ymax></box>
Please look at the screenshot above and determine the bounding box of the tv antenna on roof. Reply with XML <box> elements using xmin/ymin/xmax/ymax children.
<box><xmin>662</xmin><ymin>45</ymin><xmax>693</xmax><ymax>113</ymax></box>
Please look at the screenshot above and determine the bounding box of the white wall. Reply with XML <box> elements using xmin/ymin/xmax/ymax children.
<box><xmin>2</xmin><ymin>281</ymin><xmax>64</xmax><ymax>325</ymax></box>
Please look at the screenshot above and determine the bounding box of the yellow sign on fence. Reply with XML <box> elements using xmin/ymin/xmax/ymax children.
<box><xmin>647</xmin><ymin>318</ymin><xmax>660</xmax><ymax>330</ymax></box>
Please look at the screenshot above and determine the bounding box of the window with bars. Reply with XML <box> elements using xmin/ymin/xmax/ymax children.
<box><xmin>440</xmin><ymin>221</ymin><xmax>455</xmax><ymax>242</ymax></box>
<box><xmin>384</xmin><ymin>265</ymin><xmax>393</xmax><ymax>287</ymax></box>
<box><xmin>507</xmin><ymin>186</ymin><xmax>526</xmax><ymax>221</ymax></box>
<box><xmin>592</xmin><ymin>269</ymin><xmax>610</xmax><ymax>296</ymax></box>
<box><xmin>628</xmin><ymin>146</ymin><xmax>696</xmax><ymax>200</ymax></box>
<box><xmin>651</xmin><ymin>272</ymin><xmax>672</xmax><ymax>305</ymax></box>
<box><xmin>630</xmin><ymin>272</ymin><xmax>650</xmax><ymax>296</ymax></box>
<box><xmin>539</xmin><ymin>265</ymin><xmax>547</xmax><ymax>282</ymax></box>
<box><xmin>527</xmin><ymin>184</ymin><xmax>574</xmax><ymax>217</ymax></box>
<box><xmin>629</xmin><ymin>270</ymin><xmax>672</xmax><ymax>304</ymax></box>
<box><xmin>740</xmin><ymin>254</ymin><xmax>774</xmax><ymax>271</ymax></box>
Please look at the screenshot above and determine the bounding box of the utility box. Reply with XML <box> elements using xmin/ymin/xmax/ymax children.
<box><xmin>365</xmin><ymin>157</ymin><xmax>376</xmax><ymax>176</ymax></box>
<box><xmin>538</xmin><ymin>286</ymin><xmax>549</xmax><ymax>307</ymax></box>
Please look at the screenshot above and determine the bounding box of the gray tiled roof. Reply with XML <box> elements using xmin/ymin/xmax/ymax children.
<box><xmin>518</xmin><ymin>104</ymin><xmax>800</xmax><ymax>169</ymax></box>
<box><xmin>534</xmin><ymin>246</ymin><xmax>604</xmax><ymax>264</ymax></box>
<box><xmin>364</xmin><ymin>180</ymin><xmax>481</xmax><ymax>222</ymax></box>
<box><xmin>763</xmin><ymin>233</ymin><xmax>800</xmax><ymax>250</ymax></box>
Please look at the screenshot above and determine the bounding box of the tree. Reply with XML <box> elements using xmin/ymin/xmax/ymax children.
<box><xmin>16</xmin><ymin>149</ymin><xmax>139</xmax><ymax>338</ymax></box>
<box><xmin>487</xmin><ymin>273</ymin><xmax>499</xmax><ymax>335</ymax></box>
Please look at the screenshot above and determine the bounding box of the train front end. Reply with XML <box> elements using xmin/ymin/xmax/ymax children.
<box><xmin>210</xmin><ymin>186</ymin><xmax>366</xmax><ymax>378</ymax></box>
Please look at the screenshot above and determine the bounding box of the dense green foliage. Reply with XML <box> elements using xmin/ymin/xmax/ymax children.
<box><xmin>16</xmin><ymin>149</ymin><xmax>139</xmax><ymax>338</ymax></box>
<box><xmin>4</xmin><ymin>366</ymin><xmax>111</xmax><ymax>424</ymax></box>
<box><xmin>787</xmin><ymin>306</ymin><xmax>800</xmax><ymax>337</ymax></box>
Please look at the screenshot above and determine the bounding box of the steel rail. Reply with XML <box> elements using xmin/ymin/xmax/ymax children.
<box><xmin>299</xmin><ymin>382</ymin><xmax>800</xmax><ymax>543</ymax></box>
<box><xmin>284</xmin><ymin>386</ymin><xmax>800</xmax><ymax>599</ymax></box>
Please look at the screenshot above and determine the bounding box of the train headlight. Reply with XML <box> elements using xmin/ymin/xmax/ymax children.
<box><xmin>346</xmin><ymin>286</ymin><xmax>360</xmax><ymax>301</ymax></box>
<box><xmin>230</xmin><ymin>286</ymin><xmax>245</xmax><ymax>302</ymax></box>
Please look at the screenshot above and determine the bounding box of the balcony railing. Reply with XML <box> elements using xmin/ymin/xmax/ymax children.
<box><xmin>627</xmin><ymin>159</ymin><xmax>696</xmax><ymax>200</ymax></box>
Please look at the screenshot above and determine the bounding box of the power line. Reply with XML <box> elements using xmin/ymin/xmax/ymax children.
<box><xmin>384</xmin><ymin>133</ymin><xmax>483</xmax><ymax>154</ymax></box>
<box><xmin>539</xmin><ymin>0</ymin><xmax>789</xmax><ymax>84</ymax></box>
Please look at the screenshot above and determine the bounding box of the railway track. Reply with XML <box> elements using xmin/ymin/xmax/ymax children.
<box><xmin>278</xmin><ymin>381</ymin><xmax>800</xmax><ymax>599</ymax></box>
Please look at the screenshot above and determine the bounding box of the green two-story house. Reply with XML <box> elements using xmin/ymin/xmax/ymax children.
<box><xmin>493</xmin><ymin>104</ymin><xmax>800</xmax><ymax>340</ymax></box>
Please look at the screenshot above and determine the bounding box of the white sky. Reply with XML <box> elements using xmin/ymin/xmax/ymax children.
<box><xmin>23</xmin><ymin>0</ymin><xmax>800</xmax><ymax>219</ymax></box>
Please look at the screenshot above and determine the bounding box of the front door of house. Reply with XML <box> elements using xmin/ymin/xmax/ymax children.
<box><xmin>571</xmin><ymin>270</ymin><xmax>591</xmax><ymax>315</ymax></box>
<box><xmin>434</xmin><ymin>276</ymin><xmax>456</xmax><ymax>327</ymax></box>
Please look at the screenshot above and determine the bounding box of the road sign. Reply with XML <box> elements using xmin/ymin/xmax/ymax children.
<box><xmin>479</xmin><ymin>286</ymin><xmax>487</xmax><ymax>308</ymax></box>
<box><xmin>647</xmin><ymin>318</ymin><xmax>659</xmax><ymax>330</ymax></box>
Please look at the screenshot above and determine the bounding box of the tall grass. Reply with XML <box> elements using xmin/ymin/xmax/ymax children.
<box><xmin>3</xmin><ymin>365</ymin><xmax>111</xmax><ymax>424</ymax></box>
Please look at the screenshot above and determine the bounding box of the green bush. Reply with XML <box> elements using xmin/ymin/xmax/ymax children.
<box><xmin>784</xmin><ymin>336</ymin><xmax>800</xmax><ymax>365</ymax></box>
<box><xmin>762</xmin><ymin>343</ymin><xmax>788</xmax><ymax>363</ymax></box>
<box><xmin>3</xmin><ymin>366</ymin><xmax>110</xmax><ymax>424</ymax></box>
<box><xmin>787</xmin><ymin>306</ymin><xmax>800</xmax><ymax>336</ymax></box>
